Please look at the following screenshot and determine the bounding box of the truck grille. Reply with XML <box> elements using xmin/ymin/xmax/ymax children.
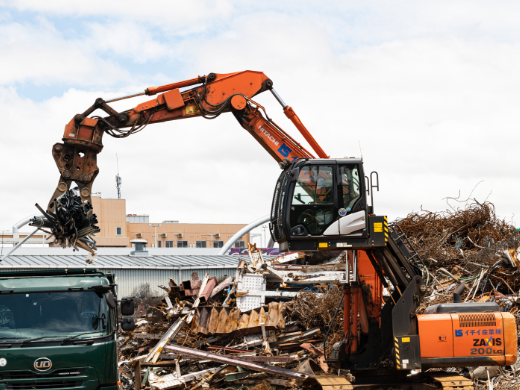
<box><xmin>0</xmin><ymin>369</ymin><xmax>86</xmax><ymax>380</ymax></box>
<box><xmin>6</xmin><ymin>382</ymin><xmax>83</xmax><ymax>390</ymax></box>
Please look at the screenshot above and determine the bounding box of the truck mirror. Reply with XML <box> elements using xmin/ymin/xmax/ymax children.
<box><xmin>106</xmin><ymin>292</ymin><xmax>117</xmax><ymax>309</ymax></box>
<box><xmin>121</xmin><ymin>297</ymin><xmax>135</xmax><ymax>316</ymax></box>
<box><xmin>120</xmin><ymin>317</ymin><xmax>136</xmax><ymax>331</ymax></box>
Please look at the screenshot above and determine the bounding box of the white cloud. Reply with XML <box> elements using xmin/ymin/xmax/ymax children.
<box><xmin>0</xmin><ymin>18</ymin><xmax>131</xmax><ymax>86</ymax></box>
<box><xmin>0</xmin><ymin>0</ymin><xmax>235</xmax><ymax>35</ymax></box>
<box><xmin>85</xmin><ymin>21</ymin><xmax>171</xmax><ymax>63</ymax></box>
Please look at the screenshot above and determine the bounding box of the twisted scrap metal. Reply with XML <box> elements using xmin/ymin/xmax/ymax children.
<box><xmin>29</xmin><ymin>189</ymin><xmax>100</xmax><ymax>254</ymax></box>
<box><xmin>394</xmin><ymin>200</ymin><xmax>519</xmax><ymax>270</ymax></box>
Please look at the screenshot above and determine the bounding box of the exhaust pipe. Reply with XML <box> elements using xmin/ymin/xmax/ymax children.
<box><xmin>453</xmin><ymin>282</ymin><xmax>465</xmax><ymax>303</ymax></box>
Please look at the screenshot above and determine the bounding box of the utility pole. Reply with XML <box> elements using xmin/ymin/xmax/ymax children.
<box><xmin>116</xmin><ymin>154</ymin><xmax>122</xmax><ymax>199</ymax></box>
<box><xmin>150</xmin><ymin>223</ymin><xmax>161</xmax><ymax>248</ymax></box>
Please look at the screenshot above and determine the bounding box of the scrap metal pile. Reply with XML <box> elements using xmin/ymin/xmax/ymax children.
<box><xmin>117</xmin><ymin>201</ymin><xmax>520</xmax><ymax>390</ymax></box>
<box><xmin>29</xmin><ymin>189</ymin><xmax>100</xmax><ymax>255</ymax></box>
<box><xmin>395</xmin><ymin>200</ymin><xmax>520</xmax><ymax>390</ymax></box>
<box><xmin>395</xmin><ymin>200</ymin><xmax>520</xmax><ymax>303</ymax></box>
<box><xmin>118</xmin><ymin>247</ymin><xmax>348</xmax><ymax>390</ymax></box>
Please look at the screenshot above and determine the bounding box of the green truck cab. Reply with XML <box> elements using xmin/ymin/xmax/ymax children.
<box><xmin>0</xmin><ymin>269</ymin><xmax>135</xmax><ymax>390</ymax></box>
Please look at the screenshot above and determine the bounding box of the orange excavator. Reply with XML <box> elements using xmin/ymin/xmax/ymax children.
<box><xmin>44</xmin><ymin>71</ymin><xmax>517</xmax><ymax>390</ymax></box>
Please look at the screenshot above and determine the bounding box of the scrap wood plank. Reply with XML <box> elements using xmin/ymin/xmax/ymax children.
<box><xmin>149</xmin><ymin>365</ymin><xmax>223</xmax><ymax>390</ymax></box>
<box><xmin>134</xmin><ymin>360</ymin><xmax>142</xmax><ymax>390</ymax></box>
<box><xmin>190</xmin><ymin>365</ymin><xmax>231</xmax><ymax>390</ymax></box>
<box><xmin>145</xmin><ymin>315</ymin><xmax>187</xmax><ymax>363</ymax></box>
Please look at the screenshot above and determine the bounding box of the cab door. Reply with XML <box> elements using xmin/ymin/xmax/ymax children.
<box><xmin>323</xmin><ymin>164</ymin><xmax>367</xmax><ymax>236</ymax></box>
<box><xmin>287</xmin><ymin>163</ymin><xmax>338</xmax><ymax>237</ymax></box>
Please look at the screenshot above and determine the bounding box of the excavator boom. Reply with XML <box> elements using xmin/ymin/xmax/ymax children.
<box><xmin>48</xmin><ymin>71</ymin><xmax>326</xmax><ymax>212</ymax></box>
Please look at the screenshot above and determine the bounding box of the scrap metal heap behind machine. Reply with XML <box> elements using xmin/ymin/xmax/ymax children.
<box><xmin>37</xmin><ymin>70</ymin><xmax>517</xmax><ymax>390</ymax></box>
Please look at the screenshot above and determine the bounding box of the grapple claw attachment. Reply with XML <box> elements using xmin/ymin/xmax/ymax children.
<box><xmin>32</xmin><ymin>190</ymin><xmax>100</xmax><ymax>254</ymax></box>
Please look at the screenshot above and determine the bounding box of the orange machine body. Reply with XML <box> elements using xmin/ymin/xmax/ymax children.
<box><xmin>418</xmin><ymin>312</ymin><xmax>517</xmax><ymax>366</ymax></box>
<box><xmin>357</xmin><ymin>251</ymin><xmax>382</xmax><ymax>320</ymax></box>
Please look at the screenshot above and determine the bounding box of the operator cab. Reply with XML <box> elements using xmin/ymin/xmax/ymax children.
<box><xmin>271</xmin><ymin>158</ymin><xmax>375</xmax><ymax>252</ymax></box>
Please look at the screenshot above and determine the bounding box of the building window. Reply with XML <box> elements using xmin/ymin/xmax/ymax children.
<box><xmin>165</xmin><ymin>241</ymin><xmax>174</xmax><ymax>248</ymax></box>
<box><xmin>158</xmin><ymin>241</ymin><xmax>162</xmax><ymax>248</ymax></box>
<box><xmin>196</xmin><ymin>241</ymin><xmax>207</xmax><ymax>248</ymax></box>
<box><xmin>213</xmin><ymin>241</ymin><xmax>223</xmax><ymax>248</ymax></box>
<box><xmin>177</xmin><ymin>241</ymin><xmax>188</xmax><ymax>248</ymax></box>
<box><xmin>235</xmin><ymin>241</ymin><xmax>245</xmax><ymax>248</ymax></box>
<box><xmin>116</xmin><ymin>227</ymin><xmax>122</xmax><ymax>236</ymax></box>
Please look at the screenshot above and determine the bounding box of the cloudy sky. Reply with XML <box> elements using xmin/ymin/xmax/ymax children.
<box><xmin>1</xmin><ymin>0</ymin><xmax>520</xmax><ymax>234</ymax></box>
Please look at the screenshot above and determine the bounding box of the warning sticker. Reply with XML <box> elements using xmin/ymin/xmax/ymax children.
<box><xmin>185</xmin><ymin>105</ymin><xmax>201</xmax><ymax>115</ymax></box>
<box><xmin>319</xmin><ymin>243</ymin><xmax>328</xmax><ymax>248</ymax></box>
<box><xmin>374</xmin><ymin>222</ymin><xmax>383</xmax><ymax>232</ymax></box>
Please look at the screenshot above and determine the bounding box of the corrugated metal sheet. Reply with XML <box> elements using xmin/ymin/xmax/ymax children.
<box><xmin>0</xmin><ymin>254</ymin><xmax>268</xmax><ymax>269</ymax></box>
<box><xmin>0</xmin><ymin>254</ymin><xmax>268</xmax><ymax>298</ymax></box>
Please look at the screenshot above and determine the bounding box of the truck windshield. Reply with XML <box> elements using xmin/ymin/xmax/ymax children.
<box><xmin>0</xmin><ymin>291</ymin><xmax>109</xmax><ymax>340</ymax></box>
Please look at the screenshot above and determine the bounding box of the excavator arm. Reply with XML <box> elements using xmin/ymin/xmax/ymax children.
<box><xmin>49</xmin><ymin>70</ymin><xmax>327</xmax><ymax>211</ymax></box>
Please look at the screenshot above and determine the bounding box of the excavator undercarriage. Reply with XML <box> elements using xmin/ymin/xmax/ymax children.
<box><xmin>303</xmin><ymin>372</ymin><xmax>474</xmax><ymax>390</ymax></box>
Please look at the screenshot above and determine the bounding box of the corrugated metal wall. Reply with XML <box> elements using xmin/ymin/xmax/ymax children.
<box><xmin>2</xmin><ymin>268</ymin><xmax>237</xmax><ymax>298</ymax></box>
<box><xmin>104</xmin><ymin>269</ymin><xmax>176</xmax><ymax>297</ymax></box>
<box><xmin>105</xmin><ymin>268</ymin><xmax>237</xmax><ymax>296</ymax></box>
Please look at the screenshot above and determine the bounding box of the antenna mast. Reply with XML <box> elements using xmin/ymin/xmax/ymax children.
<box><xmin>116</xmin><ymin>154</ymin><xmax>122</xmax><ymax>199</ymax></box>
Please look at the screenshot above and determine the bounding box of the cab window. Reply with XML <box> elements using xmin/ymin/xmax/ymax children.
<box><xmin>291</xmin><ymin>165</ymin><xmax>335</xmax><ymax>235</ymax></box>
<box><xmin>292</xmin><ymin>166</ymin><xmax>334</xmax><ymax>205</ymax></box>
<box><xmin>339</xmin><ymin>165</ymin><xmax>361</xmax><ymax>211</ymax></box>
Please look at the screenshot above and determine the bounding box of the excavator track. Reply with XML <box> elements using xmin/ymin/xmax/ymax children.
<box><xmin>303</xmin><ymin>372</ymin><xmax>474</xmax><ymax>390</ymax></box>
<box><xmin>426</xmin><ymin>373</ymin><xmax>474</xmax><ymax>390</ymax></box>
<box><xmin>303</xmin><ymin>375</ymin><xmax>354</xmax><ymax>390</ymax></box>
